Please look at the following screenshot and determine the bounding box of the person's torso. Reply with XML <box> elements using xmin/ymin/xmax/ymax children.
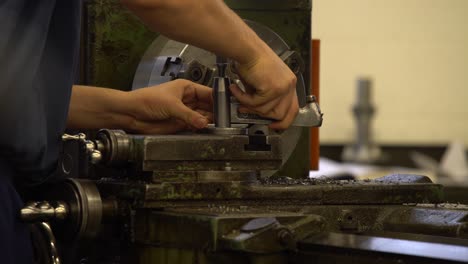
<box><xmin>0</xmin><ymin>0</ymin><xmax>82</xmax><ymax>185</ymax></box>
<box><xmin>0</xmin><ymin>2</ymin><xmax>82</xmax><ymax>262</ymax></box>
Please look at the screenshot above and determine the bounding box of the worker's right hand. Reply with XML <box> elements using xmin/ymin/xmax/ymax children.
<box><xmin>229</xmin><ymin>49</ymin><xmax>299</xmax><ymax>130</ymax></box>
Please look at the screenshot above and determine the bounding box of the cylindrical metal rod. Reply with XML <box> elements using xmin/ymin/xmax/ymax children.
<box><xmin>216</xmin><ymin>56</ymin><xmax>227</xmax><ymax>77</ymax></box>
<box><xmin>213</xmin><ymin>77</ymin><xmax>231</xmax><ymax>128</ymax></box>
<box><xmin>354</xmin><ymin>78</ymin><xmax>375</xmax><ymax>147</ymax></box>
<box><xmin>213</xmin><ymin>56</ymin><xmax>231</xmax><ymax>128</ymax></box>
<box><xmin>343</xmin><ymin>77</ymin><xmax>382</xmax><ymax>163</ymax></box>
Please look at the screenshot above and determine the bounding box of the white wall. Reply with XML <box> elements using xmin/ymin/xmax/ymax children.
<box><xmin>312</xmin><ymin>0</ymin><xmax>468</xmax><ymax>145</ymax></box>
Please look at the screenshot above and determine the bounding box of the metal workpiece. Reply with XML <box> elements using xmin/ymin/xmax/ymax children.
<box><xmin>213</xmin><ymin>55</ymin><xmax>232</xmax><ymax>129</ymax></box>
<box><xmin>343</xmin><ymin>78</ymin><xmax>383</xmax><ymax>163</ymax></box>
<box><xmin>216</xmin><ymin>56</ymin><xmax>228</xmax><ymax>77</ymax></box>
<box><xmin>213</xmin><ymin>76</ymin><xmax>232</xmax><ymax>128</ymax></box>
<box><xmin>354</xmin><ymin>78</ymin><xmax>375</xmax><ymax>142</ymax></box>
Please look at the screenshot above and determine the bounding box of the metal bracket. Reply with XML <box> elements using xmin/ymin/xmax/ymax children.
<box><xmin>231</xmin><ymin>94</ymin><xmax>323</xmax><ymax>127</ymax></box>
<box><xmin>143</xmin><ymin>56</ymin><xmax>213</xmax><ymax>87</ymax></box>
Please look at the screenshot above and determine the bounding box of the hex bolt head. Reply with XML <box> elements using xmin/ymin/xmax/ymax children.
<box><xmin>278</xmin><ymin>229</ymin><xmax>295</xmax><ymax>249</ymax></box>
<box><xmin>190</xmin><ymin>67</ymin><xmax>202</xmax><ymax>81</ymax></box>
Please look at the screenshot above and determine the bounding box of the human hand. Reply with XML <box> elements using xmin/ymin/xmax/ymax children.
<box><xmin>229</xmin><ymin>50</ymin><xmax>299</xmax><ymax>130</ymax></box>
<box><xmin>126</xmin><ymin>79</ymin><xmax>213</xmax><ymax>134</ymax></box>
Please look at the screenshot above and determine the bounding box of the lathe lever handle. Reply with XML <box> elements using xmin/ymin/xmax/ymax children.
<box><xmin>62</xmin><ymin>133</ymin><xmax>102</xmax><ymax>164</ymax></box>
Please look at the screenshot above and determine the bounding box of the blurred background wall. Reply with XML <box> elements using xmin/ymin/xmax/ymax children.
<box><xmin>312</xmin><ymin>0</ymin><xmax>468</xmax><ymax>146</ymax></box>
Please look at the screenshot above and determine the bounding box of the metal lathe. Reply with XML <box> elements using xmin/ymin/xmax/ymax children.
<box><xmin>20</xmin><ymin>1</ymin><xmax>468</xmax><ymax>263</ymax></box>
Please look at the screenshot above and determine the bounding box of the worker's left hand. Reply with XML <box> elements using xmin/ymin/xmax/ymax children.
<box><xmin>229</xmin><ymin>50</ymin><xmax>299</xmax><ymax>130</ymax></box>
<box><xmin>126</xmin><ymin>79</ymin><xmax>213</xmax><ymax>134</ymax></box>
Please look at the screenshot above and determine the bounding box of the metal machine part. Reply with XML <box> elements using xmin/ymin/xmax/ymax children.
<box><xmin>21</xmin><ymin>201</ymin><xmax>68</xmax><ymax>222</ymax></box>
<box><xmin>231</xmin><ymin>92</ymin><xmax>322</xmax><ymax>127</ymax></box>
<box><xmin>62</xmin><ymin>133</ymin><xmax>102</xmax><ymax>164</ymax></box>
<box><xmin>22</xmin><ymin>179</ymin><xmax>106</xmax><ymax>241</ymax></box>
<box><xmin>213</xmin><ymin>56</ymin><xmax>231</xmax><ymax>129</ymax></box>
<box><xmin>82</xmin><ymin>129</ymin><xmax>282</xmax><ymax>178</ymax></box>
<box><xmin>21</xmin><ymin>204</ymin><xmax>64</xmax><ymax>264</ymax></box>
<box><xmin>342</xmin><ymin>78</ymin><xmax>383</xmax><ymax>163</ymax></box>
<box><xmin>131</xmin><ymin>20</ymin><xmax>322</xmax><ymax>175</ymax></box>
<box><xmin>22</xmin><ymin>161</ymin><xmax>468</xmax><ymax>263</ymax></box>
<box><xmin>23</xmin><ymin>8</ymin><xmax>468</xmax><ymax>264</ymax></box>
<box><xmin>40</xmin><ymin>222</ymin><xmax>61</xmax><ymax>264</ymax></box>
<box><xmin>21</xmin><ymin>179</ymin><xmax>112</xmax><ymax>264</ymax></box>
<box><xmin>204</xmin><ymin>55</ymin><xmax>251</xmax><ymax>136</ymax></box>
<box><xmin>132</xmin><ymin>52</ymin><xmax>322</xmax><ymax>129</ymax></box>
<box><xmin>34</xmin><ymin>1</ymin><xmax>466</xmax><ymax>263</ymax></box>
<box><xmin>220</xmin><ymin>215</ymin><xmax>326</xmax><ymax>253</ymax></box>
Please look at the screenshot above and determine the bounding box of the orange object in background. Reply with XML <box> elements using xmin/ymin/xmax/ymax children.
<box><xmin>310</xmin><ymin>39</ymin><xmax>320</xmax><ymax>170</ymax></box>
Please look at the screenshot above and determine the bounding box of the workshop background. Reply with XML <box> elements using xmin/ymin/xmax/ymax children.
<box><xmin>312</xmin><ymin>0</ymin><xmax>468</xmax><ymax>146</ymax></box>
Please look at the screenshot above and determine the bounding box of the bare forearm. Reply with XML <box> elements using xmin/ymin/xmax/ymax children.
<box><xmin>121</xmin><ymin>0</ymin><xmax>271</xmax><ymax>65</ymax></box>
<box><xmin>68</xmin><ymin>81</ymin><xmax>213</xmax><ymax>134</ymax></box>
<box><xmin>67</xmin><ymin>85</ymin><xmax>133</xmax><ymax>130</ymax></box>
